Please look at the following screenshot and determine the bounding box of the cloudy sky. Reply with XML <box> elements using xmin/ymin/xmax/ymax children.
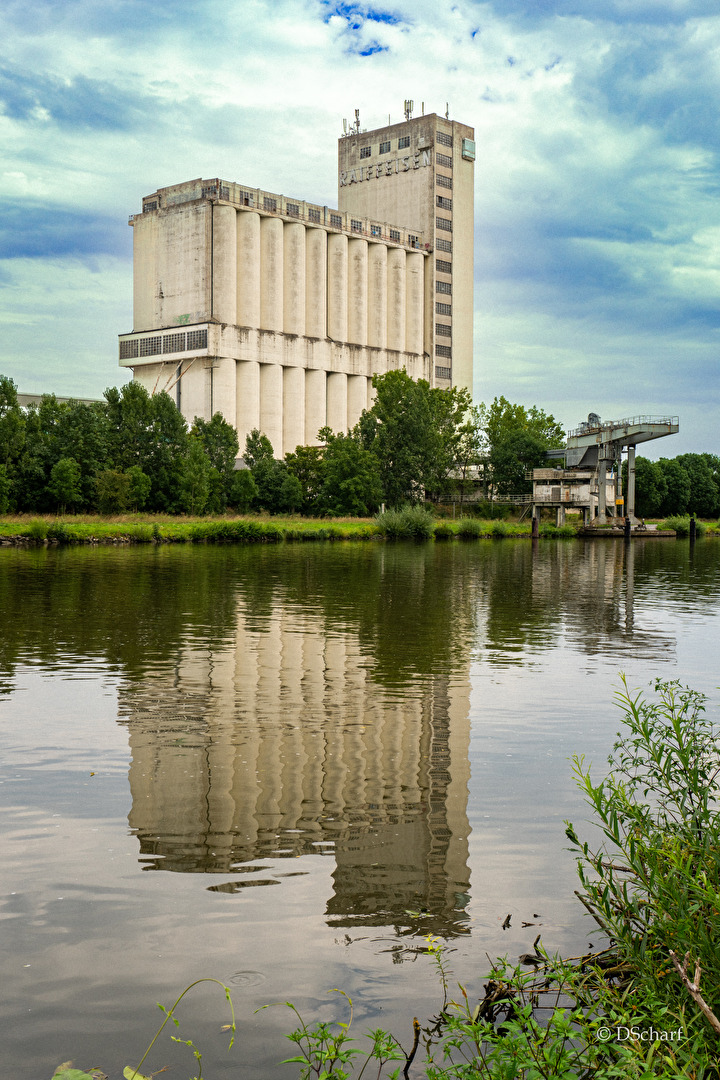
<box><xmin>2</xmin><ymin>0</ymin><xmax>720</xmax><ymax>455</ymax></box>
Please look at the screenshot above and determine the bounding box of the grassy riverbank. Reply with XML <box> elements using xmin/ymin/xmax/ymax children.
<box><xmin>0</xmin><ymin>512</ymin><xmax>536</xmax><ymax>545</ymax></box>
<box><xmin>2</xmin><ymin>512</ymin><xmax>717</xmax><ymax>546</ymax></box>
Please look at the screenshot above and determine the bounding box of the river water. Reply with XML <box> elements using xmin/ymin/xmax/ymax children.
<box><xmin>1</xmin><ymin>538</ymin><xmax>718</xmax><ymax>1078</ymax></box>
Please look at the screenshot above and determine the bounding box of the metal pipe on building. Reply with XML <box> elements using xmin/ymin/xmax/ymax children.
<box><xmin>237</xmin><ymin>211</ymin><xmax>261</xmax><ymax>328</ymax></box>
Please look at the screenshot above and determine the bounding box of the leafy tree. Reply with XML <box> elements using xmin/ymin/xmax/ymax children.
<box><xmin>48</xmin><ymin>457</ymin><xmax>83</xmax><ymax>513</ymax></box>
<box><xmin>484</xmin><ymin>396</ymin><xmax>565</xmax><ymax>452</ymax></box>
<box><xmin>358</xmin><ymin>370</ymin><xmax>469</xmax><ymax>506</ymax></box>
<box><xmin>126</xmin><ymin>465</ymin><xmax>151</xmax><ymax>511</ymax></box>
<box><xmin>656</xmin><ymin>458</ymin><xmax>691</xmax><ymax>517</ymax></box>
<box><xmin>626</xmin><ymin>457</ymin><xmax>668</xmax><ymax>518</ymax></box>
<box><xmin>243</xmin><ymin>429</ymin><xmax>274</xmax><ymax>469</ymax></box>
<box><xmin>453</xmin><ymin>404</ymin><xmax>488</xmax><ymax>507</ymax></box>
<box><xmin>482</xmin><ymin>396</ymin><xmax>565</xmax><ymax>498</ymax></box>
<box><xmin>490</xmin><ymin>429</ymin><xmax>549</xmax><ymax>497</ymax></box>
<box><xmin>252</xmin><ymin>457</ymin><xmax>303</xmax><ymax>513</ymax></box>
<box><xmin>96</xmin><ymin>469</ymin><xmax>131</xmax><ymax>514</ymax></box>
<box><xmin>228</xmin><ymin>469</ymin><xmax>258</xmax><ymax>512</ymax></box>
<box><xmin>284</xmin><ymin>444</ymin><xmax>326</xmax><ymax>514</ymax></box>
<box><xmin>0</xmin><ymin>465</ymin><xmax>11</xmax><ymax>514</ymax></box>
<box><xmin>676</xmin><ymin>453</ymin><xmax>719</xmax><ymax>518</ymax></box>
<box><xmin>318</xmin><ymin>431</ymin><xmax>382</xmax><ymax>516</ymax></box>
<box><xmin>178</xmin><ymin>440</ymin><xmax>212</xmax><ymax>515</ymax></box>
<box><xmin>0</xmin><ymin>375</ymin><xmax>25</xmax><ymax>471</ymax></box>
<box><xmin>192</xmin><ymin>413</ymin><xmax>239</xmax><ymax>511</ymax></box>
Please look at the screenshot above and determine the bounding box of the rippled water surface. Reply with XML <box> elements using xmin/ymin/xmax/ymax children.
<box><xmin>1</xmin><ymin>538</ymin><xmax>718</xmax><ymax>1077</ymax></box>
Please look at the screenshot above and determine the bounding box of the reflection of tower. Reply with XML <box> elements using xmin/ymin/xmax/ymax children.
<box><xmin>121</xmin><ymin>592</ymin><xmax>471</xmax><ymax>935</ymax></box>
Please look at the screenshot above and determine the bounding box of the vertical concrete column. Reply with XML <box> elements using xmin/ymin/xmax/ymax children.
<box><xmin>283</xmin><ymin>221</ymin><xmax>306</xmax><ymax>335</ymax></box>
<box><xmin>304</xmin><ymin>369</ymin><xmax>326</xmax><ymax>444</ymax></box>
<box><xmin>237</xmin><ymin>211</ymin><xmax>261</xmax><ymax>328</ymax></box>
<box><xmin>260</xmin><ymin>363</ymin><xmax>284</xmax><ymax>456</ymax></box>
<box><xmin>347</xmin><ymin>375</ymin><xmax>367</xmax><ymax>430</ymax></box>
<box><xmin>305</xmin><ymin>228</ymin><xmax>327</xmax><ymax>338</ymax></box>
<box><xmin>260</xmin><ymin>217</ymin><xmax>283</xmax><ymax>331</ymax></box>
<box><xmin>347</xmin><ymin>238</ymin><xmax>368</xmax><ymax>346</ymax></box>
<box><xmin>405</xmin><ymin>250</ymin><xmax>424</xmax><ymax>354</ymax></box>
<box><xmin>236</xmin><ymin>360</ymin><xmax>260</xmax><ymax>453</ymax></box>
<box><xmin>211</xmin><ymin>357</ymin><xmax>237</xmax><ymax>428</ymax></box>
<box><xmin>133</xmin><ymin>213</ymin><xmax>157</xmax><ymax>331</ymax></box>
<box><xmin>283</xmin><ymin>366</ymin><xmax>305</xmax><ymax>454</ymax></box>
<box><xmin>367</xmin><ymin>244</ymin><xmax>387</xmax><ymax>348</ymax></box>
<box><xmin>326</xmin><ymin>372</ymin><xmax>348</xmax><ymax>434</ymax></box>
<box><xmin>212</xmin><ymin>205</ymin><xmax>237</xmax><ymax>325</ymax></box>
<box><xmin>327</xmin><ymin>233</ymin><xmax>348</xmax><ymax>341</ymax></box>
<box><xmin>626</xmin><ymin>445</ymin><xmax>636</xmax><ymax>521</ymax></box>
<box><xmin>597</xmin><ymin>459</ymin><xmax>608</xmax><ymax>521</ymax></box>
<box><xmin>386</xmin><ymin>248</ymin><xmax>406</xmax><ymax>352</ymax></box>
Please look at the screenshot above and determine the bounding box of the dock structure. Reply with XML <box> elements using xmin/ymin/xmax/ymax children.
<box><xmin>529</xmin><ymin>414</ymin><xmax>679</xmax><ymax>526</ymax></box>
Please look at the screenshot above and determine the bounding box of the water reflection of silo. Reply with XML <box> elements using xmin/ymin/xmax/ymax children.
<box><xmin>121</xmin><ymin>596</ymin><xmax>471</xmax><ymax>935</ymax></box>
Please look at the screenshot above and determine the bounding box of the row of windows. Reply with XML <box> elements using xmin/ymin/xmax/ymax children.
<box><xmin>437</xmin><ymin>174</ymin><xmax>452</xmax><ymax>190</ymax></box>
<box><xmin>436</xmin><ymin>280</ymin><xmax>452</xmax><ymax>295</ymax></box>
<box><xmin>436</xmin><ymin>195</ymin><xmax>452</xmax><ymax>210</ymax></box>
<box><xmin>351</xmin><ymin>219</ymin><xmax>363</xmax><ymax>232</ymax></box>
<box><xmin>435</xmin><ymin>344</ymin><xmax>452</xmax><ymax>359</ymax></box>
<box><xmin>435</xmin><ymin>365</ymin><xmax>452</xmax><ymax>380</ymax></box>
<box><xmin>436</xmin><ymin>302</ymin><xmax>451</xmax><ymax>315</ymax></box>
<box><xmin>308</xmin><ymin>207</ymin><xmax>321</xmax><ymax>223</ymax></box>
<box><xmin>436</xmin><ymin>323</ymin><xmax>452</xmax><ymax>337</ymax></box>
<box><xmin>436</xmin><ymin>152</ymin><xmax>452</xmax><ymax>169</ymax></box>
<box><xmin>436</xmin><ymin>259</ymin><xmax>452</xmax><ymax>274</ymax></box>
<box><xmin>436</xmin><ymin>237</ymin><xmax>452</xmax><ymax>253</ymax></box>
<box><xmin>436</xmin><ymin>216</ymin><xmax>452</xmax><ymax>232</ymax></box>
<box><xmin>120</xmin><ymin>329</ymin><xmax>208</xmax><ymax>360</ymax></box>
<box><xmin>263</xmin><ymin>197</ymin><xmax>277</xmax><ymax>212</ymax></box>
<box><xmin>437</xmin><ymin>131</ymin><xmax>453</xmax><ymax>148</ymax></box>
<box><xmin>357</xmin><ymin>135</ymin><xmax>411</xmax><ymax>158</ymax></box>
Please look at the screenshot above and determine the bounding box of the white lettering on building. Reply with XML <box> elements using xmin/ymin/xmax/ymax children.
<box><xmin>339</xmin><ymin>149</ymin><xmax>431</xmax><ymax>186</ymax></box>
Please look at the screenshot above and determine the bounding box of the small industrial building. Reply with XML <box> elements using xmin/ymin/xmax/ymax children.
<box><xmin>529</xmin><ymin>414</ymin><xmax>680</xmax><ymax>525</ymax></box>
<box><xmin>119</xmin><ymin>107</ymin><xmax>475</xmax><ymax>457</ymax></box>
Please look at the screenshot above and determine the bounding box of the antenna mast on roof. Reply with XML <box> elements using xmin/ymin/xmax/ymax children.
<box><xmin>404</xmin><ymin>99</ymin><xmax>414</xmax><ymax>121</ymax></box>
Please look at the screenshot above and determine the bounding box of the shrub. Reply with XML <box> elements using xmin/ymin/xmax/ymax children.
<box><xmin>433</xmin><ymin>521</ymin><xmax>454</xmax><ymax>539</ymax></box>
<box><xmin>455</xmin><ymin>517</ymin><xmax>483</xmax><ymax>538</ymax></box>
<box><xmin>28</xmin><ymin>518</ymin><xmax>48</xmax><ymax>540</ymax></box>
<box><xmin>375</xmin><ymin>505</ymin><xmax>435</xmax><ymax>540</ymax></box>
<box><xmin>661</xmin><ymin>514</ymin><xmax>707</xmax><ymax>537</ymax></box>
<box><xmin>489</xmin><ymin>519</ymin><xmax>509</xmax><ymax>537</ymax></box>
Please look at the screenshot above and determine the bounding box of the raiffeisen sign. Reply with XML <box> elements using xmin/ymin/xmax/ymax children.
<box><xmin>339</xmin><ymin>149</ymin><xmax>432</xmax><ymax>186</ymax></box>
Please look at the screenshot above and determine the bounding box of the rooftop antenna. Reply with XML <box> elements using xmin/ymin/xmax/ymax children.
<box><xmin>343</xmin><ymin>118</ymin><xmax>347</xmax><ymax>135</ymax></box>
<box><xmin>421</xmin><ymin>101</ymin><xmax>424</xmax><ymax>115</ymax></box>
<box><xmin>445</xmin><ymin>102</ymin><xmax>449</xmax><ymax>119</ymax></box>
<box><xmin>354</xmin><ymin>108</ymin><xmax>360</xmax><ymax>134</ymax></box>
<box><xmin>404</xmin><ymin>99</ymin><xmax>414</xmax><ymax>121</ymax></box>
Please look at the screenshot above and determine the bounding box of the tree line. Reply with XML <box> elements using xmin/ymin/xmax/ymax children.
<box><xmin>0</xmin><ymin>371</ymin><xmax>568</xmax><ymax>516</ymax></box>
<box><xmin>627</xmin><ymin>455</ymin><xmax>720</xmax><ymax>519</ymax></box>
